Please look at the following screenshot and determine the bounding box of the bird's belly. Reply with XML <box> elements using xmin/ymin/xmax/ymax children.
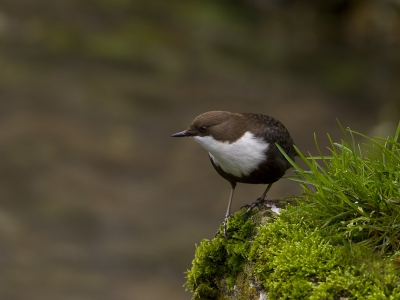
<box><xmin>208</xmin><ymin>152</ymin><xmax>261</xmax><ymax>178</ymax></box>
<box><xmin>193</xmin><ymin>132</ymin><xmax>269</xmax><ymax>178</ymax></box>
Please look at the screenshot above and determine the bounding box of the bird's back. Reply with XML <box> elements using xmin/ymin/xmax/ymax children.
<box><xmin>241</xmin><ymin>113</ymin><xmax>296</xmax><ymax>160</ymax></box>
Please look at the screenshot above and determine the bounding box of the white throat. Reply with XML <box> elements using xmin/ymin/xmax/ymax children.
<box><xmin>193</xmin><ymin>131</ymin><xmax>269</xmax><ymax>177</ymax></box>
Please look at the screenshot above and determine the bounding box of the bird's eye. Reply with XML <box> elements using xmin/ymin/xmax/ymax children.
<box><xmin>199</xmin><ymin>126</ymin><xmax>207</xmax><ymax>133</ymax></box>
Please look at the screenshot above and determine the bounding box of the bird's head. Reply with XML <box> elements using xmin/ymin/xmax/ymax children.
<box><xmin>171</xmin><ymin>111</ymin><xmax>244</xmax><ymax>142</ymax></box>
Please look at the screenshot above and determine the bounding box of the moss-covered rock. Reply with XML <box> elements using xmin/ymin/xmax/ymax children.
<box><xmin>185</xmin><ymin>207</ymin><xmax>261</xmax><ymax>300</ymax></box>
<box><xmin>185</xmin><ymin>204</ymin><xmax>400</xmax><ymax>300</ymax></box>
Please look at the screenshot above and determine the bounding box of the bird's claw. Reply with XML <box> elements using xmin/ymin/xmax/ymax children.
<box><xmin>241</xmin><ymin>197</ymin><xmax>265</xmax><ymax>217</ymax></box>
<box><xmin>215</xmin><ymin>213</ymin><xmax>234</xmax><ymax>239</ymax></box>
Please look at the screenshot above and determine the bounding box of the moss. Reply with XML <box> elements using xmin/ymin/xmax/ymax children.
<box><xmin>185</xmin><ymin>209</ymin><xmax>258</xmax><ymax>300</ymax></box>
<box><xmin>186</xmin><ymin>205</ymin><xmax>400</xmax><ymax>300</ymax></box>
<box><xmin>249</xmin><ymin>206</ymin><xmax>400</xmax><ymax>300</ymax></box>
<box><xmin>309</xmin><ymin>265</ymin><xmax>400</xmax><ymax>300</ymax></box>
<box><xmin>232</xmin><ymin>265</ymin><xmax>260</xmax><ymax>300</ymax></box>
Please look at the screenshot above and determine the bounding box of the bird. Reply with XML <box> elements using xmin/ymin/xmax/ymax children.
<box><xmin>171</xmin><ymin>111</ymin><xmax>296</xmax><ymax>238</ymax></box>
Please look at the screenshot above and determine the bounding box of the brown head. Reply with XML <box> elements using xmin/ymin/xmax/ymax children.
<box><xmin>171</xmin><ymin>111</ymin><xmax>247</xmax><ymax>143</ymax></box>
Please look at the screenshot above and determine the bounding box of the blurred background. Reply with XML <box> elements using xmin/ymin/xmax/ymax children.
<box><xmin>0</xmin><ymin>0</ymin><xmax>399</xmax><ymax>299</ymax></box>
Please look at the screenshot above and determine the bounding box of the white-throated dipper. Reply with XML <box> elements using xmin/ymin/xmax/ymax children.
<box><xmin>171</xmin><ymin>111</ymin><xmax>296</xmax><ymax>238</ymax></box>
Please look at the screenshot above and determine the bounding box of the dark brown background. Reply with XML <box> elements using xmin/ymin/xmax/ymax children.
<box><xmin>0</xmin><ymin>1</ymin><xmax>399</xmax><ymax>299</ymax></box>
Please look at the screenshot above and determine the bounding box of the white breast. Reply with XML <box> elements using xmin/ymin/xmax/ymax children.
<box><xmin>193</xmin><ymin>131</ymin><xmax>269</xmax><ymax>178</ymax></box>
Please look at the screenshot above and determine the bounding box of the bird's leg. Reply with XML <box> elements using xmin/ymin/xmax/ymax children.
<box><xmin>241</xmin><ymin>183</ymin><xmax>273</xmax><ymax>216</ymax></box>
<box><xmin>215</xmin><ymin>182</ymin><xmax>236</xmax><ymax>239</ymax></box>
<box><xmin>222</xmin><ymin>183</ymin><xmax>236</xmax><ymax>239</ymax></box>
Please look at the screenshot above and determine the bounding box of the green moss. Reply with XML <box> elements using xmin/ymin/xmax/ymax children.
<box><xmin>249</xmin><ymin>207</ymin><xmax>400</xmax><ymax>300</ymax></box>
<box><xmin>185</xmin><ymin>209</ymin><xmax>257</xmax><ymax>300</ymax></box>
<box><xmin>185</xmin><ymin>205</ymin><xmax>400</xmax><ymax>299</ymax></box>
<box><xmin>309</xmin><ymin>265</ymin><xmax>400</xmax><ymax>300</ymax></box>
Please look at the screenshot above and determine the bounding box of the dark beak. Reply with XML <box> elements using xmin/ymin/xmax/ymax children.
<box><xmin>171</xmin><ymin>130</ymin><xmax>190</xmax><ymax>137</ymax></box>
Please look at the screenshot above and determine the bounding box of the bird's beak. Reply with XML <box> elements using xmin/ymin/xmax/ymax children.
<box><xmin>171</xmin><ymin>130</ymin><xmax>190</xmax><ymax>137</ymax></box>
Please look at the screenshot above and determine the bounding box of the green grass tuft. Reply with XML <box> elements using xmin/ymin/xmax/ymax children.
<box><xmin>279</xmin><ymin>121</ymin><xmax>400</xmax><ymax>254</ymax></box>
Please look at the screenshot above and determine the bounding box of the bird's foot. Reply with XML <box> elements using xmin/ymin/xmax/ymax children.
<box><xmin>215</xmin><ymin>213</ymin><xmax>234</xmax><ymax>239</ymax></box>
<box><xmin>241</xmin><ymin>198</ymin><xmax>277</xmax><ymax>217</ymax></box>
<box><xmin>241</xmin><ymin>197</ymin><xmax>264</xmax><ymax>216</ymax></box>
